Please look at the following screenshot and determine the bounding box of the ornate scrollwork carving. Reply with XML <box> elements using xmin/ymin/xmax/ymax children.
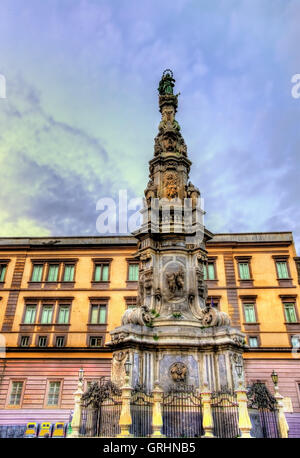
<box><xmin>198</xmin><ymin>306</ymin><xmax>231</xmax><ymax>327</ymax></box>
<box><xmin>247</xmin><ymin>382</ymin><xmax>277</xmax><ymax>411</ymax></box>
<box><xmin>81</xmin><ymin>380</ymin><xmax>121</xmax><ymax>409</ymax></box>
<box><xmin>121</xmin><ymin>305</ymin><xmax>152</xmax><ymax>326</ymax></box>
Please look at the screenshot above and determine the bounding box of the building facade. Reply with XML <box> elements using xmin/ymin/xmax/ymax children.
<box><xmin>0</xmin><ymin>233</ymin><xmax>300</xmax><ymax>435</ymax></box>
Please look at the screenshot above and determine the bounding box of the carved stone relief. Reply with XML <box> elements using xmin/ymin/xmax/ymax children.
<box><xmin>169</xmin><ymin>362</ymin><xmax>188</xmax><ymax>383</ymax></box>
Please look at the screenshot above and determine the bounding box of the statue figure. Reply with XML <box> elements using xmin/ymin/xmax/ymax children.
<box><xmin>158</xmin><ymin>70</ymin><xmax>175</xmax><ymax>95</ymax></box>
<box><xmin>166</xmin><ymin>267</ymin><xmax>185</xmax><ymax>296</ymax></box>
<box><xmin>164</xmin><ymin>171</ymin><xmax>178</xmax><ymax>199</ymax></box>
<box><xmin>166</xmin><ymin>272</ymin><xmax>176</xmax><ymax>295</ymax></box>
<box><xmin>175</xmin><ymin>267</ymin><xmax>184</xmax><ymax>290</ymax></box>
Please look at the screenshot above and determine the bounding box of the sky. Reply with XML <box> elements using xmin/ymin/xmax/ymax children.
<box><xmin>0</xmin><ymin>0</ymin><xmax>299</xmax><ymax>251</ymax></box>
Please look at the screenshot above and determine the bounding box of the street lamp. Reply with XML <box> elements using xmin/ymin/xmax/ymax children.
<box><xmin>271</xmin><ymin>370</ymin><xmax>278</xmax><ymax>387</ymax></box>
<box><xmin>235</xmin><ymin>360</ymin><xmax>243</xmax><ymax>379</ymax></box>
<box><xmin>124</xmin><ymin>357</ymin><xmax>132</xmax><ymax>376</ymax></box>
<box><xmin>78</xmin><ymin>367</ymin><xmax>84</xmax><ymax>383</ymax></box>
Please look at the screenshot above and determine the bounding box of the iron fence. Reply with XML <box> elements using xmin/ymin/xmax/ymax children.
<box><xmin>162</xmin><ymin>384</ymin><xmax>203</xmax><ymax>438</ymax></box>
<box><xmin>79</xmin><ymin>379</ymin><xmax>122</xmax><ymax>437</ymax></box>
<box><xmin>130</xmin><ymin>385</ymin><xmax>153</xmax><ymax>437</ymax></box>
<box><xmin>247</xmin><ymin>382</ymin><xmax>280</xmax><ymax>438</ymax></box>
<box><xmin>211</xmin><ymin>388</ymin><xmax>240</xmax><ymax>438</ymax></box>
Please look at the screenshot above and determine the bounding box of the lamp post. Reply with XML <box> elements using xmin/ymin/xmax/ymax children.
<box><xmin>69</xmin><ymin>367</ymin><xmax>84</xmax><ymax>438</ymax></box>
<box><xmin>270</xmin><ymin>370</ymin><xmax>289</xmax><ymax>438</ymax></box>
<box><xmin>118</xmin><ymin>356</ymin><xmax>133</xmax><ymax>437</ymax></box>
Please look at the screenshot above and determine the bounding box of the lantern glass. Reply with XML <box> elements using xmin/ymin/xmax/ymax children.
<box><xmin>124</xmin><ymin>358</ymin><xmax>132</xmax><ymax>376</ymax></box>
<box><xmin>235</xmin><ymin>360</ymin><xmax>243</xmax><ymax>378</ymax></box>
<box><xmin>78</xmin><ymin>367</ymin><xmax>84</xmax><ymax>382</ymax></box>
<box><xmin>271</xmin><ymin>370</ymin><xmax>278</xmax><ymax>386</ymax></box>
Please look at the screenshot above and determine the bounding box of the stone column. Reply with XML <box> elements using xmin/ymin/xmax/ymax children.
<box><xmin>117</xmin><ymin>375</ymin><xmax>133</xmax><ymax>437</ymax></box>
<box><xmin>274</xmin><ymin>384</ymin><xmax>289</xmax><ymax>438</ymax></box>
<box><xmin>236</xmin><ymin>379</ymin><xmax>252</xmax><ymax>438</ymax></box>
<box><xmin>151</xmin><ymin>381</ymin><xmax>164</xmax><ymax>437</ymax></box>
<box><xmin>201</xmin><ymin>382</ymin><xmax>214</xmax><ymax>437</ymax></box>
<box><xmin>69</xmin><ymin>379</ymin><xmax>84</xmax><ymax>438</ymax></box>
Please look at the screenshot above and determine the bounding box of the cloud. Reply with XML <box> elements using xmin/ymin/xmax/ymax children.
<box><xmin>0</xmin><ymin>0</ymin><xmax>299</xmax><ymax>253</ymax></box>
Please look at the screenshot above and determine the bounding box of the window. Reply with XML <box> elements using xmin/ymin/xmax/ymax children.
<box><xmin>47</xmin><ymin>381</ymin><xmax>61</xmax><ymax>406</ymax></box>
<box><xmin>0</xmin><ymin>264</ymin><xmax>7</xmax><ymax>282</ymax></box>
<box><xmin>291</xmin><ymin>335</ymin><xmax>300</xmax><ymax>348</ymax></box>
<box><xmin>20</xmin><ymin>336</ymin><xmax>30</xmax><ymax>347</ymax></box>
<box><xmin>249</xmin><ymin>336</ymin><xmax>258</xmax><ymax>348</ymax></box>
<box><xmin>128</xmin><ymin>263</ymin><xmax>139</xmax><ymax>282</ymax></box>
<box><xmin>63</xmin><ymin>264</ymin><xmax>75</xmax><ymax>282</ymax></box>
<box><xmin>125</xmin><ymin>297</ymin><xmax>137</xmax><ymax>309</ymax></box>
<box><xmin>90</xmin><ymin>304</ymin><xmax>107</xmax><ymax>324</ymax></box>
<box><xmin>55</xmin><ymin>336</ymin><xmax>65</xmax><ymax>347</ymax></box>
<box><xmin>9</xmin><ymin>381</ymin><xmax>23</xmax><ymax>405</ymax></box>
<box><xmin>38</xmin><ymin>336</ymin><xmax>48</xmax><ymax>347</ymax></box>
<box><xmin>94</xmin><ymin>264</ymin><xmax>109</xmax><ymax>282</ymax></box>
<box><xmin>239</xmin><ymin>263</ymin><xmax>251</xmax><ymax>280</ymax></box>
<box><xmin>24</xmin><ymin>305</ymin><xmax>36</xmax><ymax>324</ymax></box>
<box><xmin>47</xmin><ymin>264</ymin><xmax>59</xmax><ymax>282</ymax></box>
<box><xmin>41</xmin><ymin>305</ymin><xmax>53</xmax><ymax>324</ymax></box>
<box><xmin>89</xmin><ymin>336</ymin><xmax>103</xmax><ymax>347</ymax></box>
<box><xmin>58</xmin><ymin>305</ymin><xmax>70</xmax><ymax>324</ymax></box>
<box><xmin>244</xmin><ymin>304</ymin><xmax>256</xmax><ymax>323</ymax></box>
<box><xmin>276</xmin><ymin>261</ymin><xmax>289</xmax><ymax>279</ymax></box>
<box><xmin>31</xmin><ymin>264</ymin><xmax>43</xmax><ymax>282</ymax></box>
<box><xmin>203</xmin><ymin>262</ymin><xmax>215</xmax><ymax>280</ymax></box>
<box><xmin>284</xmin><ymin>303</ymin><xmax>297</xmax><ymax>323</ymax></box>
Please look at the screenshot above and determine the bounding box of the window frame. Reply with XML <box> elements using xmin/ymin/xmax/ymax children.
<box><xmin>89</xmin><ymin>303</ymin><xmax>107</xmax><ymax>325</ymax></box>
<box><xmin>23</xmin><ymin>304</ymin><xmax>37</xmax><ymax>324</ymax></box>
<box><xmin>6</xmin><ymin>379</ymin><xmax>26</xmax><ymax>408</ymax></box>
<box><xmin>202</xmin><ymin>257</ymin><xmax>218</xmax><ymax>285</ymax></box>
<box><xmin>125</xmin><ymin>296</ymin><xmax>137</xmax><ymax>309</ymax></box>
<box><xmin>30</xmin><ymin>263</ymin><xmax>44</xmax><ymax>282</ymax></box>
<box><xmin>46</xmin><ymin>263</ymin><xmax>60</xmax><ymax>283</ymax></box>
<box><xmin>88</xmin><ymin>335</ymin><xmax>103</xmax><ymax>348</ymax></box>
<box><xmin>92</xmin><ymin>258</ymin><xmax>112</xmax><ymax>284</ymax></box>
<box><xmin>19</xmin><ymin>335</ymin><xmax>31</xmax><ymax>347</ymax></box>
<box><xmin>284</xmin><ymin>303</ymin><xmax>298</xmax><ymax>324</ymax></box>
<box><xmin>61</xmin><ymin>263</ymin><xmax>75</xmax><ymax>283</ymax></box>
<box><xmin>235</xmin><ymin>256</ymin><xmax>253</xmax><ymax>286</ymax></box>
<box><xmin>243</xmin><ymin>303</ymin><xmax>257</xmax><ymax>324</ymax></box>
<box><xmin>40</xmin><ymin>304</ymin><xmax>54</xmax><ymax>325</ymax></box>
<box><xmin>248</xmin><ymin>336</ymin><xmax>259</xmax><ymax>348</ymax></box>
<box><xmin>127</xmin><ymin>262</ymin><xmax>139</xmax><ymax>282</ymax></box>
<box><xmin>291</xmin><ymin>335</ymin><xmax>300</xmax><ymax>348</ymax></box>
<box><xmin>44</xmin><ymin>379</ymin><xmax>63</xmax><ymax>408</ymax></box>
<box><xmin>54</xmin><ymin>335</ymin><xmax>66</xmax><ymax>348</ymax></box>
<box><xmin>36</xmin><ymin>335</ymin><xmax>49</xmax><ymax>348</ymax></box>
<box><xmin>56</xmin><ymin>304</ymin><xmax>71</xmax><ymax>325</ymax></box>
<box><xmin>0</xmin><ymin>259</ymin><xmax>9</xmax><ymax>284</ymax></box>
<box><xmin>273</xmin><ymin>255</ymin><xmax>293</xmax><ymax>286</ymax></box>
